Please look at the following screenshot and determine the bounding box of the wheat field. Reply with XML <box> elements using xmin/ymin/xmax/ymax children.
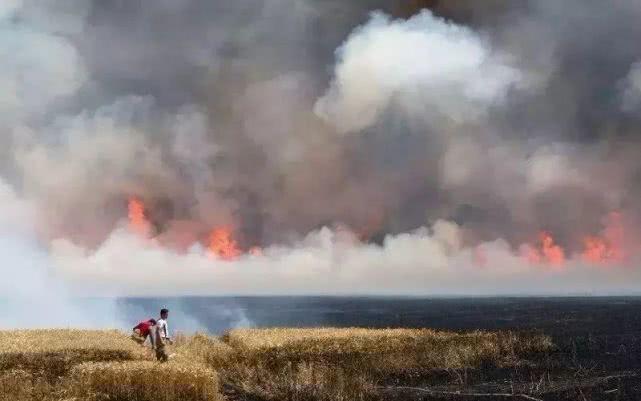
<box><xmin>0</xmin><ymin>327</ymin><xmax>553</xmax><ymax>401</ymax></box>
<box><xmin>69</xmin><ymin>361</ymin><xmax>220</xmax><ymax>401</ymax></box>
<box><xmin>220</xmin><ymin>328</ymin><xmax>553</xmax><ymax>400</ymax></box>
<box><xmin>0</xmin><ymin>329</ymin><xmax>220</xmax><ymax>401</ymax></box>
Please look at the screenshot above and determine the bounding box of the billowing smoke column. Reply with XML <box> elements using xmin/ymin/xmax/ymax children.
<box><xmin>2</xmin><ymin>0</ymin><xmax>641</xmax><ymax>303</ymax></box>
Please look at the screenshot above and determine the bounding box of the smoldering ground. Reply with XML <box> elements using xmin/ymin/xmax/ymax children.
<box><xmin>2</xmin><ymin>0</ymin><xmax>641</xmax><ymax>310</ymax></box>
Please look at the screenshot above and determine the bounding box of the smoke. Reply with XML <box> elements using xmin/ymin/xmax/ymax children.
<box><xmin>0</xmin><ymin>179</ymin><xmax>122</xmax><ymax>328</ymax></box>
<box><xmin>51</xmin><ymin>220</ymin><xmax>641</xmax><ymax>296</ymax></box>
<box><xmin>314</xmin><ymin>10</ymin><xmax>523</xmax><ymax>133</ymax></box>
<box><xmin>2</xmin><ymin>0</ymin><xmax>641</xmax><ymax>317</ymax></box>
<box><xmin>0</xmin><ymin>0</ymin><xmax>87</xmax><ymax>125</ymax></box>
<box><xmin>621</xmin><ymin>61</ymin><xmax>641</xmax><ymax>111</ymax></box>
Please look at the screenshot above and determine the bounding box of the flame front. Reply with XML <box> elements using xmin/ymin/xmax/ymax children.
<box><xmin>208</xmin><ymin>227</ymin><xmax>241</xmax><ymax>260</ymax></box>
<box><xmin>582</xmin><ymin>236</ymin><xmax>612</xmax><ymax>264</ymax></box>
<box><xmin>128</xmin><ymin>197</ymin><xmax>151</xmax><ymax>237</ymax></box>
<box><xmin>581</xmin><ymin>212</ymin><xmax>625</xmax><ymax>265</ymax></box>
<box><xmin>522</xmin><ymin>231</ymin><xmax>565</xmax><ymax>267</ymax></box>
<box><xmin>540</xmin><ymin>232</ymin><xmax>565</xmax><ymax>266</ymax></box>
<box><xmin>125</xmin><ymin>199</ymin><xmax>632</xmax><ymax>267</ymax></box>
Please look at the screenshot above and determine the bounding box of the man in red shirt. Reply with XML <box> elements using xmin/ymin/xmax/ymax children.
<box><xmin>131</xmin><ymin>319</ymin><xmax>157</xmax><ymax>347</ymax></box>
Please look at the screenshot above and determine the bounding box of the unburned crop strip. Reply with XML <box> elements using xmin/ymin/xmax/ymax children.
<box><xmin>68</xmin><ymin>361</ymin><xmax>222</xmax><ymax>401</ymax></box>
<box><xmin>217</xmin><ymin>328</ymin><xmax>554</xmax><ymax>401</ymax></box>
<box><xmin>0</xmin><ymin>329</ymin><xmax>150</xmax><ymax>380</ymax></box>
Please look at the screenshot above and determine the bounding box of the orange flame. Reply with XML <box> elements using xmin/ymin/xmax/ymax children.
<box><xmin>128</xmin><ymin>197</ymin><xmax>151</xmax><ymax>236</ymax></box>
<box><xmin>582</xmin><ymin>236</ymin><xmax>612</xmax><ymax>264</ymax></box>
<box><xmin>540</xmin><ymin>232</ymin><xmax>565</xmax><ymax>266</ymax></box>
<box><xmin>581</xmin><ymin>212</ymin><xmax>625</xmax><ymax>265</ymax></box>
<box><xmin>523</xmin><ymin>231</ymin><xmax>565</xmax><ymax>267</ymax></box>
<box><xmin>208</xmin><ymin>227</ymin><xmax>241</xmax><ymax>260</ymax></box>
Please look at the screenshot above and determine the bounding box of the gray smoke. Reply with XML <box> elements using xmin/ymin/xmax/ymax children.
<box><xmin>622</xmin><ymin>62</ymin><xmax>641</xmax><ymax>111</ymax></box>
<box><xmin>2</xmin><ymin>0</ymin><xmax>641</xmax><ymax>306</ymax></box>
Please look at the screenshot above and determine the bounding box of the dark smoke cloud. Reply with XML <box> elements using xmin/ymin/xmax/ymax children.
<box><xmin>9</xmin><ymin>0</ymin><xmax>412</xmax><ymax>248</ymax></box>
<box><xmin>2</xmin><ymin>0</ymin><xmax>641</xmax><ymax>299</ymax></box>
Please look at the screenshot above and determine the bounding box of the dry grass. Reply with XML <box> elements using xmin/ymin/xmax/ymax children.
<box><xmin>0</xmin><ymin>370</ymin><xmax>55</xmax><ymax>401</ymax></box>
<box><xmin>0</xmin><ymin>328</ymin><xmax>554</xmax><ymax>401</ymax></box>
<box><xmin>0</xmin><ymin>329</ymin><xmax>151</xmax><ymax>380</ymax></box>
<box><xmin>0</xmin><ymin>329</ymin><xmax>221</xmax><ymax>401</ymax></box>
<box><xmin>224</xmin><ymin>327</ymin><xmax>553</xmax><ymax>369</ymax></box>
<box><xmin>225</xmin><ymin>327</ymin><xmax>450</xmax><ymax>347</ymax></box>
<box><xmin>171</xmin><ymin>332</ymin><xmax>235</xmax><ymax>368</ymax></box>
<box><xmin>0</xmin><ymin>329</ymin><xmax>148</xmax><ymax>354</ymax></box>
<box><xmin>220</xmin><ymin>328</ymin><xmax>554</xmax><ymax>401</ymax></box>
<box><xmin>68</xmin><ymin>361</ymin><xmax>221</xmax><ymax>401</ymax></box>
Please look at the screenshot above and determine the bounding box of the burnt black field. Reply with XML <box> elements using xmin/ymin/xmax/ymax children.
<box><xmin>114</xmin><ymin>296</ymin><xmax>641</xmax><ymax>338</ymax></box>
<box><xmin>115</xmin><ymin>296</ymin><xmax>641</xmax><ymax>400</ymax></box>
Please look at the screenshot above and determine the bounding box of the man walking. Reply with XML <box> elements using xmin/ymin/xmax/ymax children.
<box><xmin>154</xmin><ymin>308</ymin><xmax>172</xmax><ymax>362</ymax></box>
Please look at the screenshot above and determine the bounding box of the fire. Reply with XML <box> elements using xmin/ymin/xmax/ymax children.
<box><xmin>524</xmin><ymin>213</ymin><xmax>627</xmax><ymax>267</ymax></box>
<box><xmin>582</xmin><ymin>236</ymin><xmax>612</xmax><ymax>264</ymax></box>
<box><xmin>126</xmin><ymin>196</ymin><xmax>631</xmax><ymax>267</ymax></box>
<box><xmin>581</xmin><ymin>212</ymin><xmax>625</xmax><ymax>265</ymax></box>
<box><xmin>126</xmin><ymin>197</ymin><xmax>256</xmax><ymax>260</ymax></box>
<box><xmin>128</xmin><ymin>197</ymin><xmax>151</xmax><ymax>236</ymax></box>
<box><xmin>523</xmin><ymin>231</ymin><xmax>565</xmax><ymax>267</ymax></box>
<box><xmin>208</xmin><ymin>227</ymin><xmax>241</xmax><ymax>260</ymax></box>
<box><xmin>540</xmin><ymin>232</ymin><xmax>565</xmax><ymax>266</ymax></box>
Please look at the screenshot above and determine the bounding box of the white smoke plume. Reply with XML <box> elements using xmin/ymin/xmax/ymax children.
<box><xmin>315</xmin><ymin>10</ymin><xmax>523</xmax><ymax>133</ymax></box>
<box><xmin>0</xmin><ymin>179</ymin><xmax>123</xmax><ymax>328</ymax></box>
<box><xmin>51</xmin><ymin>220</ymin><xmax>641</xmax><ymax>296</ymax></box>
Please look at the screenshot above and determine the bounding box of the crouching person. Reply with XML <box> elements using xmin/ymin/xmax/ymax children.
<box><xmin>131</xmin><ymin>319</ymin><xmax>156</xmax><ymax>347</ymax></box>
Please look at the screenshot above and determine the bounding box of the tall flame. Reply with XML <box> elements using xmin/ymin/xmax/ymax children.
<box><xmin>581</xmin><ymin>212</ymin><xmax>625</xmax><ymax>265</ymax></box>
<box><xmin>539</xmin><ymin>232</ymin><xmax>565</xmax><ymax>266</ymax></box>
<box><xmin>126</xmin><ymin>199</ymin><xmax>254</xmax><ymax>260</ymax></box>
<box><xmin>208</xmin><ymin>227</ymin><xmax>241</xmax><ymax>260</ymax></box>
<box><xmin>128</xmin><ymin>197</ymin><xmax>151</xmax><ymax>236</ymax></box>
<box><xmin>522</xmin><ymin>231</ymin><xmax>565</xmax><ymax>267</ymax></box>
<box><xmin>582</xmin><ymin>236</ymin><xmax>612</xmax><ymax>264</ymax></box>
